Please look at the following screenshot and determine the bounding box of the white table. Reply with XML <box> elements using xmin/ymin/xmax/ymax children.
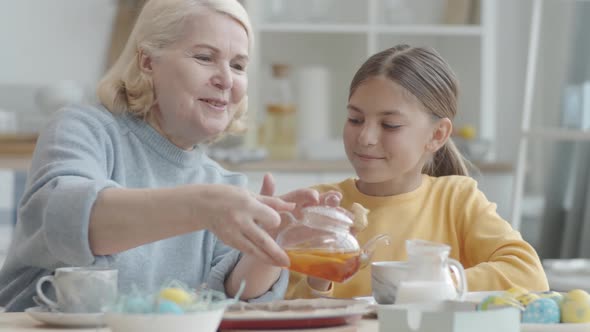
<box><xmin>0</xmin><ymin>313</ymin><xmax>107</xmax><ymax>331</ymax></box>
<box><xmin>0</xmin><ymin>313</ymin><xmax>379</xmax><ymax>332</ymax></box>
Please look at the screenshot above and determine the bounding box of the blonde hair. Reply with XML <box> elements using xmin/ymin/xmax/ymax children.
<box><xmin>97</xmin><ymin>0</ymin><xmax>252</xmax><ymax>136</ymax></box>
<box><xmin>349</xmin><ymin>44</ymin><xmax>470</xmax><ymax>177</ymax></box>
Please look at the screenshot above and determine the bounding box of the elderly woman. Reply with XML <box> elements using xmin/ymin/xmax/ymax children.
<box><xmin>0</xmin><ymin>0</ymin><xmax>321</xmax><ymax>312</ymax></box>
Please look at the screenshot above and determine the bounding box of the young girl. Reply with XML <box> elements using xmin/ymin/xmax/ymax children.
<box><xmin>286</xmin><ymin>44</ymin><xmax>548</xmax><ymax>299</ymax></box>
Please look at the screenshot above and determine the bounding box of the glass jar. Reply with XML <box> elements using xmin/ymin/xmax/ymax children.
<box><xmin>263</xmin><ymin>64</ymin><xmax>297</xmax><ymax>160</ymax></box>
<box><xmin>265</xmin><ymin>105</ymin><xmax>296</xmax><ymax>160</ymax></box>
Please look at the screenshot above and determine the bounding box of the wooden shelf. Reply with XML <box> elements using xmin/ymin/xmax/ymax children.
<box><xmin>0</xmin><ymin>155</ymin><xmax>32</xmax><ymax>170</ymax></box>
<box><xmin>0</xmin><ymin>134</ymin><xmax>37</xmax><ymax>143</ymax></box>
<box><xmin>0</xmin><ymin>134</ymin><xmax>37</xmax><ymax>157</ymax></box>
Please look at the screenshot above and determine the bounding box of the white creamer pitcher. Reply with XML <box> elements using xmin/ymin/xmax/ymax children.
<box><xmin>396</xmin><ymin>239</ymin><xmax>467</xmax><ymax>304</ymax></box>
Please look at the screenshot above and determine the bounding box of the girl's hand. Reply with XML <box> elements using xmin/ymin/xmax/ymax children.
<box><xmin>319</xmin><ymin>191</ymin><xmax>354</xmax><ymax>220</ymax></box>
<box><xmin>258</xmin><ymin>173</ymin><xmax>319</xmax><ymax>217</ymax></box>
<box><xmin>320</xmin><ymin>191</ymin><xmax>343</xmax><ymax>207</ymax></box>
<box><xmin>259</xmin><ymin>173</ymin><xmax>346</xmax><ymax>217</ymax></box>
<box><xmin>257</xmin><ymin>173</ymin><xmax>319</xmax><ymax>238</ymax></box>
<box><xmin>257</xmin><ymin>174</ymin><xmax>352</xmax><ymax>237</ymax></box>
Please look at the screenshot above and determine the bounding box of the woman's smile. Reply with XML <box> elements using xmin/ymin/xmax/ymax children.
<box><xmin>198</xmin><ymin>97</ymin><xmax>228</xmax><ymax>112</ymax></box>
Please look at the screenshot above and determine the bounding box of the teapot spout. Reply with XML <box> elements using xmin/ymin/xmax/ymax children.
<box><xmin>359</xmin><ymin>234</ymin><xmax>391</xmax><ymax>268</ymax></box>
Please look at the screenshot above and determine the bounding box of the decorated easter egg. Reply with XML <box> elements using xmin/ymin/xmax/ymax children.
<box><xmin>124</xmin><ymin>296</ymin><xmax>153</xmax><ymax>313</ymax></box>
<box><xmin>505</xmin><ymin>286</ymin><xmax>529</xmax><ymax>298</ymax></box>
<box><xmin>477</xmin><ymin>295</ymin><xmax>523</xmax><ymax>311</ymax></box>
<box><xmin>157</xmin><ymin>299</ymin><xmax>184</xmax><ymax>314</ymax></box>
<box><xmin>159</xmin><ymin>287</ymin><xmax>192</xmax><ymax>306</ymax></box>
<box><xmin>521</xmin><ymin>298</ymin><xmax>560</xmax><ymax>324</ymax></box>
<box><xmin>517</xmin><ymin>292</ymin><xmax>540</xmax><ymax>306</ymax></box>
<box><xmin>561</xmin><ymin>289</ymin><xmax>590</xmax><ymax>323</ymax></box>
<box><xmin>537</xmin><ymin>291</ymin><xmax>564</xmax><ymax>306</ymax></box>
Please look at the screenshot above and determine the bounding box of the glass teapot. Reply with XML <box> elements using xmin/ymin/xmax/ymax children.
<box><xmin>276</xmin><ymin>205</ymin><xmax>390</xmax><ymax>283</ymax></box>
<box><xmin>396</xmin><ymin>239</ymin><xmax>467</xmax><ymax>304</ymax></box>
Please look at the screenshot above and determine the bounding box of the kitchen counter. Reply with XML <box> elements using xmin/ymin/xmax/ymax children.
<box><xmin>0</xmin><ymin>156</ymin><xmax>32</xmax><ymax>170</ymax></box>
<box><xmin>219</xmin><ymin>159</ymin><xmax>513</xmax><ymax>174</ymax></box>
<box><xmin>0</xmin><ymin>154</ymin><xmax>513</xmax><ymax>173</ymax></box>
<box><xmin>0</xmin><ymin>135</ymin><xmax>36</xmax><ymax>170</ymax></box>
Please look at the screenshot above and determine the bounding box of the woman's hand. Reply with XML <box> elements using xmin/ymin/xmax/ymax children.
<box><xmin>90</xmin><ymin>183</ymin><xmax>292</xmax><ymax>266</ymax></box>
<box><xmin>196</xmin><ymin>184</ymin><xmax>292</xmax><ymax>267</ymax></box>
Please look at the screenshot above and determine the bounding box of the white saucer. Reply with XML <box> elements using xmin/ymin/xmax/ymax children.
<box><xmin>25</xmin><ymin>306</ymin><xmax>105</xmax><ymax>327</ymax></box>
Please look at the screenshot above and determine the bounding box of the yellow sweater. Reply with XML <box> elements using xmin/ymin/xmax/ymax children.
<box><xmin>286</xmin><ymin>175</ymin><xmax>548</xmax><ymax>299</ymax></box>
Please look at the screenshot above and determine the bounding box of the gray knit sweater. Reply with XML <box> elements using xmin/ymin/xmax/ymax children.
<box><xmin>0</xmin><ymin>105</ymin><xmax>287</xmax><ymax>311</ymax></box>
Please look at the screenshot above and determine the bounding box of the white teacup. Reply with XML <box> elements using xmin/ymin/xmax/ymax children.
<box><xmin>36</xmin><ymin>267</ymin><xmax>118</xmax><ymax>313</ymax></box>
<box><xmin>371</xmin><ymin>261</ymin><xmax>408</xmax><ymax>305</ymax></box>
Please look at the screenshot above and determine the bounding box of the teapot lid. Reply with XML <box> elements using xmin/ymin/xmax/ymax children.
<box><xmin>302</xmin><ymin>206</ymin><xmax>353</xmax><ymax>226</ymax></box>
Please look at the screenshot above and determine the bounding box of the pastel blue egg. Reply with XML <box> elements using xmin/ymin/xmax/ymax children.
<box><xmin>124</xmin><ymin>296</ymin><xmax>152</xmax><ymax>314</ymax></box>
<box><xmin>522</xmin><ymin>298</ymin><xmax>560</xmax><ymax>324</ymax></box>
<box><xmin>158</xmin><ymin>300</ymin><xmax>184</xmax><ymax>314</ymax></box>
<box><xmin>537</xmin><ymin>291</ymin><xmax>564</xmax><ymax>306</ymax></box>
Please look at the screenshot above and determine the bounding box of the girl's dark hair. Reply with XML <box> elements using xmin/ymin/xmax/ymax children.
<box><xmin>349</xmin><ymin>44</ymin><xmax>469</xmax><ymax>177</ymax></box>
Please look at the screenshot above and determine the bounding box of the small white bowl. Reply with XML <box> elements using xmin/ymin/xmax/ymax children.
<box><xmin>105</xmin><ymin>307</ymin><xmax>224</xmax><ymax>332</ymax></box>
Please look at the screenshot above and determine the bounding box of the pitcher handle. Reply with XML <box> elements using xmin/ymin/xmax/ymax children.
<box><xmin>448</xmin><ymin>259</ymin><xmax>467</xmax><ymax>301</ymax></box>
<box><xmin>36</xmin><ymin>275</ymin><xmax>59</xmax><ymax>310</ymax></box>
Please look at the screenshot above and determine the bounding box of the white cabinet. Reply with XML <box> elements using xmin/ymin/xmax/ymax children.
<box><xmin>242</xmin><ymin>0</ymin><xmax>497</xmax><ymax>160</ymax></box>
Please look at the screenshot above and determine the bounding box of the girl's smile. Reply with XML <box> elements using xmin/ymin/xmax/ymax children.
<box><xmin>354</xmin><ymin>152</ymin><xmax>385</xmax><ymax>162</ymax></box>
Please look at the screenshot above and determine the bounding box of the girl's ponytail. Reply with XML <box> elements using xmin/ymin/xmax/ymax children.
<box><xmin>423</xmin><ymin>138</ymin><xmax>471</xmax><ymax>177</ymax></box>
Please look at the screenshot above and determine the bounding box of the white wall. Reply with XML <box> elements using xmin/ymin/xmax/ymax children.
<box><xmin>494</xmin><ymin>0</ymin><xmax>576</xmax><ymax>163</ymax></box>
<box><xmin>492</xmin><ymin>0</ymin><xmax>576</xmax><ymax>200</ymax></box>
<box><xmin>0</xmin><ymin>0</ymin><xmax>117</xmax><ymax>86</ymax></box>
<box><xmin>494</xmin><ymin>0</ymin><xmax>532</xmax><ymax>163</ymax></box>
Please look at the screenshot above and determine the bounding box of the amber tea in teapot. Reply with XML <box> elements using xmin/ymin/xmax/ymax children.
<box><xmin>277</xmin><ymin>205</ymin><xmax>389</xmax><ymax>283</ymax></box>
<box><xmin>285</xmin><ymin>249</ymin><xmax>361</xmax><ymax>283</ymax></box>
